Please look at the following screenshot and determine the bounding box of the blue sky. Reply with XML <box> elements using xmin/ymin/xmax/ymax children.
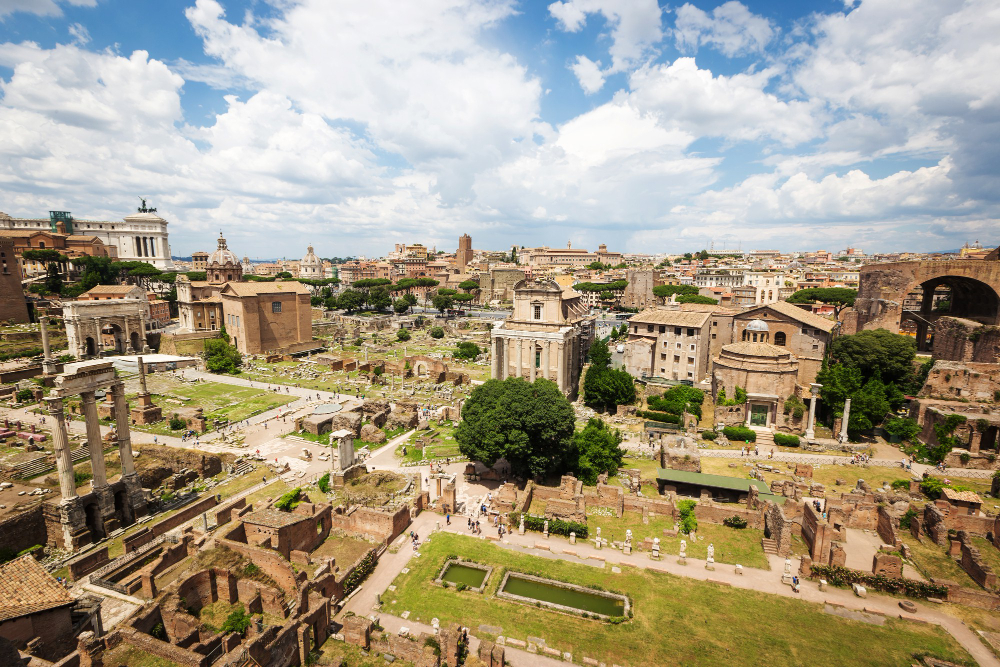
<box><xmin>0</xmin><ymin>0</ymin><xmax>996</xmax><ymax>259</ymax></box>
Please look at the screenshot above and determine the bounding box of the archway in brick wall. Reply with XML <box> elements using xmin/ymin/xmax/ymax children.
<box><xmin>904</xmin><ymin>276</ymin><xmax>1000</xmax><ymax>351</ymax></box>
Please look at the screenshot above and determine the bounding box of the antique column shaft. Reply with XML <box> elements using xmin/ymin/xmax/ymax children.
<box><xmin>40</xmin><ymin>316</ymin><xmax>56</xmax><ymax>374</ymax></box>
<box><xmin>80</xmin><ymin>391</ymin><xmax>108</xmax><ymax>488</ymax></box>
<box><xmin>137</xmin><ymin>355</ymin><xmax>149</xmax><ymax>395</ymax></box>
<box><xmin>514</xmin><ymin>337</ymin><xmax>522</xmax><ymax>378</ymax></box>
<box><xmin>542</xmin><ymin>340</ymin><xmax>551</xmax><ymax>381</ymax></box>
<box><xmin>839</xmin><ymin>398</ymin><xmax>852</xmax><ymax>444</ymax></box>
<box><xmin>45</xmin><ymin>397</ymin><xmax>77</xmax><ymax>500</ymax></box>
<box><xmin>805</xmin><ymin>384</ymin><xmax>820</xmax><ymax>440</ymax></box>
<box><xmin>529</xmin><ymin>340</ymin><xmax>537</xmax><ymax>382</ymax></box>
<box><xmin>110</xmin><ymin>381</ymin><xmax>135</xmax><ymax>476</ymax></box>
<box><xmin>556</xmin><ymin>342</ymin><xmax>565</xmax><ymax>392</ymax></box>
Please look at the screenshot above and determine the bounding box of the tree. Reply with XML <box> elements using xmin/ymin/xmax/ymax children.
<box><xmin>368</xmin><ymin>286</ymin><xmax>392</xmax><ymax>311</ymax></box>
<box><xmin>23</xmin><ymin>249</ymin><xmax>67</xmax><ymax>294</ymax></box>
<box><xmin>336</xmin><ymin>289</ymin><xmax>364</xmax><ymax>312</ymax></box>
<box><xmin>455</xmin><ymin>377</ymin><xmax>576</xmax><ymax>479</ymax></box>
<box><xmin>393</xmin><ymin>298</ymin><xmax>410</xmax><ymax>314</ymax></box>
<box><xmin>582</xmin><ymin>339</ymin><xmax>635</xmax><ymax>411</ymax></box>
<box><xmin>396</xmin><ymin>328</ymin><xmax>411</xmax><ymax>341</ymax></box>
<box><xmin>438</xmin><ymin>288</ymin><xmax>457</xmax><ymax>296</ymax></box>
<box><xmin>402</xmin><ymin>293</ymin><xmax>418</xmax><ymax>307</ymax></box>
<box><xmin>429</xmin><ymin>327</ymin><xmax>445</xmax><ymax>339</ymax></box>
<box><xmin>509</xmin><ymin>246</ymin><xmax>518</xmax><ymax>264</ymax></box>
<box><xmin>697</xmin><ymin>249</ymin><xmax>709</xmax><ymax>260</ymax></box>
<box><xmin>652</xmin><ymin>284</ymin><xmax>698</xmax><ymax>301</ymax></box>
<box><xmin>205</xmin><ymin>338</ymin><xmax>242</xmax><ymax>374</ymax></box>
<box><xmin>786</xmin><ymin>287</ymin><xmax>857</xmax><ymax>316</ymax></box>
<box><xmin>128</xmin><ymin>263</ymin><xmax>162</xmax><ymax>290</ymax></box>
<box><xmin>826</xmin><ymin>329</ymin><xmax>916</xmax><ymax>384</ymax></box>
<box><xmin>276</xmin><ymin>271</ymin><xmax>293</xmax><ymax>279</ymax></box>
<box><xmin>453</xmin><ymin>293</ymin><xmax>476</xmax><ymax>303</ymax></box>
<box><xmin>432</xmin><ymin>292</ymin><xmax>454</xmax><ymax>312</ymax></box>
<box><xmin>676</xmin><ymin>294</ymin><xmax>717</xmax><ymax>304</ymax></box>
<box><xmin>458</xmin><ymin>279</ymin><xmax>480</xmax><ymax>293</ymax></box>
<box><xmin>220</xmin><ymin>604</ymin><xmax>251</xmax><ymax>634</ymax></box>
<box><xmin>454</xmin><ymin>342</ymin><xmax>480</xmax><ymax>359</ymax></box>
<box><xmin>573</xmin><ymin>418</ymin><xmax>624</xmax><ymax>484</ymax></box>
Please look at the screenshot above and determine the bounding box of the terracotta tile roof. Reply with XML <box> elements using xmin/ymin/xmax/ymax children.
<box><xmin>244</xmin><ymin>509</ymin><xmax>308</xmax><ymax>528</ymax></box>
<box><xmin>221</xmin><ymin>281</ymin><xmax>311</xmax><ymax>297</ymax></box>
<box><xmin>82</xmin><ymin>285</ymin><xmax>142</xmax><ymax>295</ymax></box>
<box><xmin>722</xmin><ymin>341</ymin><xmax>792</xmax><ymax>358</ymax></box>
<box><xmin>743</xmin><ymin>301</ymin><xmax>837</xmax><ymax>332</ymax></box>
<box><xmin>942</xmin><ymin>488</ymin><xmax>982</xmax><ymax>504</ymax></box>
<box><xmin>629</xmin><ymin>308</ymin><xmax>711</xmax><ymax>327</ymax></box>
<box><xmin>0</xmin><ymin>555</ymin><xmax>73</xmax><ymax>622</ymax></box>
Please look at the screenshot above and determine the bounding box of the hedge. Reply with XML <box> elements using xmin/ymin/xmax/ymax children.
<box><xmin>342</xmin><ymin>550</ymin><xmax>377</xmax><ymax>596</ymax></box>
<box><xmin>635</xmin><ymin>410</ymin><xmax>680</xmax><ymax>424</ymax></box>
<box><xmin>509</xmin><ymin>511</ymin><xmax>588</xmax><ymax>539</ymax></box>
<box><xmin>772</xmin><ymin>433</ymin><xmax>800</xmax><ymax>447</ymax></box>
<box><xmin>809</xmin><ymin>564</ymin><xmax>948</xmax><ymax>599</ymax></box>
<box><xmin>722</xmin><ymin>426</ymin><xmax>756</xmax><ymax>442</ymax></box>
<box><xmin>700</xmin><ymin>430</ymin><xmax>717</xmax><ymax>441</ymax></box>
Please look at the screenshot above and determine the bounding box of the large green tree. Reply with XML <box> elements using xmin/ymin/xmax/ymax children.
<box><xmin>826</xmin><ymin>329</ymin><xmax>916</xmax><ymax>384</ymax></box>
<box><xmin>786</xmin><ymin>287</ymin><xmax>857</xmax><ymax>316</ymax></box>
<box><xmin>456</xmin><ymin>377</ymin><xmax>576</xmax><ymax>479</ymax></box>
<box><xmin>582</xmin><ymin>339</ymin><xmax>636</xmax><ymax>412</ymax></box>
<box><xmin>573</xmin><ymin>418</ymin><xmax>624</xmax><ymax>484</ymax></box>
<box><xmin>652</xmin><ymin>284</ymin><xmax>698</xmax><ymax>301</ymax></box>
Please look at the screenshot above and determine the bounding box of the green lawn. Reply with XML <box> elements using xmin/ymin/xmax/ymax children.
<box><xmin>971</xmin><ymin>537</ymin><xmax>1000</xmax><ymax>589</ymax></box>
<box><xmin>388</xmin><ymin>533</ymin><xmax>971</xmax><ymax>667</ymax></box>
<box><xmin>395</xmin><ymin>420</ymin><xmax>460</xmax><ymax>462</ymax></box>
<box><xmin>584</xmin><ymin>510</ymin><xmax>770</xmax><ymax>570</ymax></box>
<box><xmin>134</xmin><ymin>381</ymin><xmax>295</xmax><ymax>435</ymax></box>
<box><xmin>903</xmin><ymin>537</ymin><xmax>979</xmax><ymax>589</ymax></box>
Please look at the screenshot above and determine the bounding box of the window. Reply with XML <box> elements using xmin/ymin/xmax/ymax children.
<box><xmin>687</xmin><ymin>328</ymin><xmax>694</xmax><ymax>336</ymax></box>
<box><xmin>661</xmin><ymin>354</ymin><xmax>666</xmax><ymax>360</ymax></box>
<box><xmin>633</xmin><ymin>326</ymin><xmax>638</xmax><ymax>333</ymax></box>
<box><xmin>38</xmin><ymin>242</ymin><xmax>45</xmax><ymax>249</ymax></box>
<box><xmin>533</xmin><ymin>305</ymin><xmax>541</xmax><ymax>320</ymax></box>
<box><xmin>272</xmin><ymin>301</ymin><xmax>282</xmax><ymax>313</ymax></box>
<box><xmin>774</xmin><ymin>332</ymin><xmax>786</xmax><ymax>346</ymax></box>
<box><xmin>647</xmin><ymin>324</ymin><xmax>654</xmax><ymax>332</ymax></box>
<box><xmin>674</xmin><ymin>327</ymin><xmax>681</xmax><ymax>335</ymax></box>
<box><xmin>711</xmin><ymin>333</ymin><xmax>716</xmax><ymax>339</ymax></box>
<box><xmin>674</xmin><ymin>355</ymin><xmax>680</xmax><ymax>363</ymax></box>
<box><xmin>236</xmin><ymin>316</ymin><xmax>240</xmax><ymax>328</ymax></box>
<box><xmin>675</xmin><ymin>342</ymin><xmax>681</xmax><ymax>349</ymax></box>
<box><xmin>535</xmin><ymin>350</ymin><xmax>541</xmax><ymax>368</ymax></box>
<box><xmin>688</xmin><ymin>357</ymin><xmax>695</xmax><ymax>365</ymax></box>
<box><xmin>659</xmin><ymin>325</ymin><xmax>666</xmax><ymax>333</ymax></box>
<box><xmin>689</xmin><ymin>344</ymin><xmax>695</xmax><ymax>351</ymax></box>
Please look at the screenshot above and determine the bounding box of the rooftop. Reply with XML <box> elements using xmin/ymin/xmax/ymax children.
<box><xmin>221</xmin><ymin>281</ymin><xmax>311</xmax><ymax>297</ymax></box>
<box><xmin>629</xmin><ymin>308</ymin><xmax>711</xmax><ymax>327</ymax></box>
<box><xmin>656</xmin><ymin>468</ymin><xmax>785</xmax><ymax>503</ymax></box>
<box><xmin>721</xmin><ymin>341</ymin><xmax>791</xmax><ymax>358</ymax></box>
<box><xmin>743</xmin><ymin>301</ymin><xmax>837</xmax><ymax>332</ymax></box>
<box><xmin>244</xmin><ymin>509</ymin><xmax>309</xmax><ymax>529</ymax></box>
<box><xmin>942</xmin><ymin>488</ymin><xmax>982</xmax><ymax>504</ymax></box>
<box><xmin>0</xmin><ymin>555</ymin><xmax>74</xmax><ymax>622</ymax></box>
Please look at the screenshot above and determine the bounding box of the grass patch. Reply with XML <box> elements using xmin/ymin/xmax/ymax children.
<box><xmin>903</xmin><ymin>538</ymin><xmax>978</xmax><ymax>589</ymax></box>
<box><xmin>133</xmin><ymin>380</ymin><xmax>294</xmax><ymax>435</ymax></box>
<box><xmin>104</xmin><ymin>645</ymin><xmax>183</xmax><ymax>667</ymax></box>
<box><xmin>389</xmin><ymin>532</ymin><xmax>971</xmax><ymax>667</ymax></box>
<box><xmin>584</xmin><ymin>511</ymin><xmax>770</xmax><ymax>570</ymax></box>
<box><xmin>971</xmin><ymin>537</ymin><xmax>1000</xmax><ymax>587</ymax></box>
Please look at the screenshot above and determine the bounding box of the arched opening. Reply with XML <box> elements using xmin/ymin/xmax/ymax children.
<box><xmin>130</xmin><ymin>331</ymin><xmax>141</xmax><ymax>352</ymax></box>
<box><xmin>982</xmin><ymin>426</ymin><xmax>999</xmax><ymax>452</ymax></box>
<box><xmin>84</xmin><ymin>501</ymin><xmax>104</xmax><ymax>542</ymax></box>
<box><xmin>103</xmin><ymin>323</ymin><xmax>125</xmax><ymax>354</ymax></box>
<box><xmin>85</xmin><ymin>336</ymin><xmax>96</xmax><ymax>357</ymax></box>
<box><xmin>903</xmin><ymin>276</ymin><xmax>1000</xmax><ymax>351</ymax></box>
<box><xmin>774</xmin><ymin>332</ymin><xmax>786</xmax><ymax>346</ymax></box>
<box><xmin>114</xmin><ymin>488</ymin><xmax>134</xmax><ymax>528</ymax></box>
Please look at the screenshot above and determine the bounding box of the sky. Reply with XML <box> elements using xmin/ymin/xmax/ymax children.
<box><xmin>0</xmin><ymin>0</ymin><xmax>997</xmax><ymax>260</ymax></box>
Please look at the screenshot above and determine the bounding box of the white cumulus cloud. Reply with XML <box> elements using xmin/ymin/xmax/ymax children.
<box><xmin>674</xmin><ymin>1</ymin><xmax>775</xmax><ymax>57</ymax></box>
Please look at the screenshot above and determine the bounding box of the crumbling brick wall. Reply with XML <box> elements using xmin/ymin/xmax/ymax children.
<box><xmin>801</xmin><ymin>504</ymin><xmax>833</xmax><ymax>564</ymax></box>
<box><xmin>0</xmin><ymin>504</ymin><xmax>47</xmax><ymax>557</ymax></box>
<box><xmin>958</xmin><ymin>531</ymin><xmax>998</xmax><ymax>591</ymax></box>
<box><xmin>876</xmin><ymin>504</ymin><xmax>902</xmax><ymax>549</ymax></box>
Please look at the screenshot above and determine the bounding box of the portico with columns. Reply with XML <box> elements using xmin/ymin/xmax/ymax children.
<box><xmin>43</xmin><ymin>361</ymin><xmax>147</xmax><ymax>549</ymax></box>
<box><xmin>490</xmin><ymin>279</ymin><xmax>593</xmax><ymax>398</ymax></box>
<box><xmin>63</xmin><ymin>298</ymin><xmax>151</xmax><ymax>359</ymax></box>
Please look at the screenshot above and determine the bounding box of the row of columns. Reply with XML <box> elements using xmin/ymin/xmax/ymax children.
<box><xmin>45</xmin><ymin>380</ymin><xmax>136</xmax><ymax>502</ymax></box>
<box><xmin>495</xmin><ymin>336</ymin><xmax>566</xmax><ymax>390</ymax></box>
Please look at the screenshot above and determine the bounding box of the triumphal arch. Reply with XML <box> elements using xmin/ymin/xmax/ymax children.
<box><xmin>43</xmin><ymin>361</ymin><xmax>147</xmax><ymax>549</ymax></box>
<box><xmin>63</xmin><ymin>298</ymin><xmax>151</xmax><ymax>358</ymax></box>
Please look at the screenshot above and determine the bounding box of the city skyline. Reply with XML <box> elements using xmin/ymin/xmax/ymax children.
<box><xmin>0</xmin><ymin>0</ymin><xmax>997</xmax><ymax>257</ymax></box>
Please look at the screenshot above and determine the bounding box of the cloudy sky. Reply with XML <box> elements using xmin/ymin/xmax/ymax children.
<box><xmin>0</xmin><ymin>0</ymin><xmax>997</xmax><ymax>259</ymax></box>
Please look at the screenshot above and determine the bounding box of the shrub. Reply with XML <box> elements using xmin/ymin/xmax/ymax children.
<box><xmin>169</xmin><ymin>415</ymin><xmax>187</xmax><ymax>430</ymax></box>
<box><xmin>723</xmin><ymin>516</ymin><xmax>747</xmax><ymax>529</ymax></box>
<box><xmin>722</xmin><ymin>426</ymin><xmax>756</xmax><ymax>443</ymax></box>
<box><xmin>396</xmin><ymin>329</ymin><xmax>411</xmax><ymax>342</ymax></box>
<box><xmin>677</xmin><ymin>499</ymin><xmax>697</xmax><ymax>534</ymax></box>
<box><xmin>700</xmin><ymin>430</ymin><xmax>717</xmax><ymax>441</ymax></box>
<box><xmin>454</xmin><ymin>341</ymin><xmax>480</xmax><ymax>360</ymax></box>
<box><xmin>920</xmin><ymin>477</ymin><xmax>947</xmax><ymax>500</ymax></box>
<box><xmin>429</xmin><ymin>327</ymin><xmax>445</xmax><ymax>339</ymax></box>
<box><xmin>317</xmin><ymin>473</ymin><xmax>330</xmax><ymax>493</ymax></box>
<box><xmin>509</xmin><ymin>511</ymin><xmax>588</xmax><ymax>539</ymax></box>
<box><xmin>455</xmin><ymin>582</ymin><xmax>467</xmax><ymax>592</ymax></box>
<box><xmin>274</xmin><ymin>487</ymin><xmax>302</xmax><ymax>511</ymax></box>
<box><xmin>635</xmin><ymin>410</ymin><xmax>680</xmax><ymax>424</ymax></box>
<box><xmin>15</xmin><ymin>388</ymin><xmax>34</xmax><ymax>403</ymax></box>
<box><xmin>808</xmin><ymin>564</ymin><xmax>947</xmax><ymax>599</ymax></box>
<box><xmin>959</xmin><ymin>452</ymin><xmax>971</xmax><ymax>464</ymax></box>
<box><xmin>772</xmin><ymin>433</ymin><xmax>800</xmax><ymax>447</ymax></box>
<box><xmin>221</xmin><ymin>604</ymin><xmax>251</xmax><ymax>634</ymax></box>
<box><xmin>890</xmin><ymin>479</ymin><xmax>910</xmax><ymax>491</ymax></box>
<box><xmin>899</xmin><ymin>508</ymin><xmax>918</xmax><ymax>530</ymax></box>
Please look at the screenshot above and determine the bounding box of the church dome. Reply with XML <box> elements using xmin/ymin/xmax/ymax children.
<box><xmin>300</xmin><ymin>244</ymin><xmax>321</xmax><ymax>278</ymax></box>
<box><xmin>746</xmin><ymin>318</ymin><xmax>769</xmax><ymax>332</ymax></box>
<box><xmin>208</xmin><ymin>233</ymin><xmax>239</xmax><ymax>266</ymax></box>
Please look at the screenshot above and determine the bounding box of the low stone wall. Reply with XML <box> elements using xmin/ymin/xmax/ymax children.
<box><xmin>67</xmin><ymin>546</ymin><xmax>109</xmax><ymax>580</ymax></box>
<box><xmin>495</xmin><ymin>571</ymin><xmax>630</xmax><ymax>621</ymax></box>
<box><xmin>876</xmin><ymin>505</ymin><xmax>901</xmax><ymax>549</ymax></box>
<box><xmin>113</xmin><ymin>627</ymin><xmax>208</xmax><ymax>667</ymax></box>
<box><xmin>693</xmin><ymin>501</ymin><xmax>764</xmax><ymax>531</ymax></box>
<box><xmin>213</xmin><ymin>497</ymin><xmax>247</xmax><ymax>526</ymax></box>
<box><xmin>957</xmin><ymin>531</ymin><xmax>998</xmax><ymax>591</ymax></box>
<box><xmin>937</xmin><ymin>580</ymin><xmax>1000</xmax><ymax>611</ymax></box>
<box><xmin>217</xmin><ymin>532</ymin><xmax>299</xmax><ymax>594</ymax></box>
<box><xmin>435</xmin><ymin>559</ymin><xmax>493</xmax><ymax>593</ymax></box>
<box><xmin>0</xmin><ymin>504</ymin><xmax>47</xmax><ymax>558</ymax></box>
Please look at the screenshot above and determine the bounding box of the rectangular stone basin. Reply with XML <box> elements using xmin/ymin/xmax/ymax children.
<box><xmin>436</xmin><ymin>559</ymin><xmax>492</xmax><ymax>592</ymax></box>
<box><xmin>497</xmin><ymin>572</ymin><xmax>629</xmax><ymax>619</ymax></box>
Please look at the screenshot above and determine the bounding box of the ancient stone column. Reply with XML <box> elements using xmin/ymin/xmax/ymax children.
<box><xmin>542</xmin><ymin>340</ymin><xmax>551</xmax><ymax>381</ymax></box>
<box><xmin>80</xmin><ymin>391</ymin><xmax>108</xmax><ymax>488</ymax></box>
<box><xmin>136</xmin><ymin>355</ymin><xmax>149</xmax><ymax>396</ymax></box>
<box><xmin>491</xmin><ymin>337</ymin><xmax>500</xmax><ymax>378</ymax></box>
<box><xmin>556</xmin><ymin>342</ymin><xmax>565</xmax><ymax>392</ymax></box>
<box><xmin>110</xmin><ymin>381</ymin><xmax>135</xmax><ymax>476</ymax></box>
<box><xmin>529</xmin><ymin>341</ymin><xmax>537</xmax><ymax>382</ymax></box>
<box><xmin>45</xmin><ymin>396</ymin><xmax>77</xmax><ymax>500</ymax></box>
<box><xmin>805</xmin><ymin>383</ymin><xmax>821</xmax><ymax>440</ymax></box>
<box><xmin>40</xmin><ymin>315</ymin><xmax>56</xmax><ymax>375</ymax></box>
<box><xmin>838</xmin><ymin>398</ymin><xmax>851</xmax><ymax>444</ymax></box>
<box><xmin>514</xmin><ymin>337</ymin><xmax>522</xmax><ymax>378</ymax></box>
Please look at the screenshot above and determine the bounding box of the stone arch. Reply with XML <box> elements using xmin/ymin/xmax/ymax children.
<box><xmin>84</xmin><ymin>500</ymin><xmax>104</xmax><ymax>541</ymax></box>
<box><xmin>130</xmin><ymin>331</ymin><xmax>141</xmax><ymax>352</ymax></box>
<box><xmin>85</xmin><ymin>336</ymin><xmax>96</xmax><ymax>357</ymax></box>
<box><xmin>104</xmin><ymin>322</ymin><xmax>126</xmax><ymax>354</ymax></box>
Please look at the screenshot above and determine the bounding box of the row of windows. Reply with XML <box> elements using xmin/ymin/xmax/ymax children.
<box><xmin>660</xmin><ymin>354</ymin><xmax>696</xmax><ymax>365</ymax></box>
<box><xmin>227</xmin><ymin>313</ymin><xmax>241</xmax><ymax>328</ymax></box>
<box><xmin>635</xmin><ymin>325</ymin><xmax>699</xmax><ymax>336</ymax></box>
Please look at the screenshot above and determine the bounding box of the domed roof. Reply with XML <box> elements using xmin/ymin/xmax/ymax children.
<box><xmin>208</xmin><ymin>233</ymin><xmax>239</xmax><ymax>266</ymax></box>
<box><xmin>745</xmin><ymin>318</ymin><xmax>769</xmax><ymax>332</ymax></box>
<box><xmin>301</xmin><ymin>244</ymin><xmax>321</xmax><ymax>266</ymax></box>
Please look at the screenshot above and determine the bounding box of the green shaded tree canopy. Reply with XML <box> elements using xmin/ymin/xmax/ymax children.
<box><xmin>573</xmin><ymin>418</ymin><xmax>624</xmax><ymax>485</ymax></box>
<box><xmin>652</xmin><ymin>284</ymin><xmax>699</xmax><ymax>299</ymax></box>
<box><xmin>456</xmin><ymin>377</ymin><xmax>576</xmax><ymax>479</ymax></box>
<box><xmin>583</xmin><ymin>339</ymin><xmax>636</xmax><ymax>411</ymax></box>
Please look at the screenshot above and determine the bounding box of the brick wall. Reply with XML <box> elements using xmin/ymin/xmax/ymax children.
<box><xmin>147</xmin><ymin>495</ymin><xmax>219</xmax><ymax>538</ymax></box>
<box><xmin>67</xmin><ymin>547</ymin><xmax>109</xmax><ymax>580</ymax></box>
<box><xmin>801</xmin><ymin>504</ymin><xmax>833</xmax><ymax>563</ymax></box>
<box><xmin>876</xmin><ymin>505</ymin><xmax>902</xmax><ymax>548</ymax></box>
<box><xmin>216</xmin><ymin>536</ymin><xmax>299</xmax><ymax>593</ymax></box>
<box><xmin>213</xmin><ymin>497</ymin><xmax>246</xmax><ymax>526</ymax></box>
<box><xmin>329</xmin><ymin>505</ymin><xmax>409</xmax><ymax>545</ymax></box>
<box><xmin>114</xmin><ymin>627</ymin><xmax>208</xmax><ymax>667</ymax></box>
<box><xmin>957</xmin><ymin>531</ymin><xmax>998</xmax><ymax>591</ymax></box>
<box><xmin>0</xmin><ymin>504</ymin><xmax>47</xmax><ymax>557</ymax></box>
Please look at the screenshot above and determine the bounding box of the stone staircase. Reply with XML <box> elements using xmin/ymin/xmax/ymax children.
<box><xmin>761</xmin><ymin>538</ymin><xmax>778</xmax><ymax>555</ymax></box>
<box><xmin>11</xmin><ymin>446</ymin><xmax>89</xmax><ymax>479</ymax></box>
<box><xmin>751</xmin><ymin>426</ymin><xmax>775</xmax><ymax>448</ymax></box>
